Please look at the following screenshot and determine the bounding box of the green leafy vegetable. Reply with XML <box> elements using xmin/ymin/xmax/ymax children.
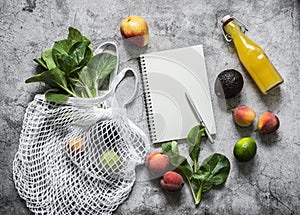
<box><xmin>72</xmin><ymin>53</ymin><xmax>117</xmax><ymax>98</ymax></box>
<box><xmin>34</xmin><ymin>58</ymin><xmax>47</xmax><ymax>69</ymax></box>
<box><xmin>187</xmin><ymin>125</ymin><xmax>205</xmax><ymax>172</ymax></box>
<box><xmin>68</xmin><ymin>27</ymin><xmax>85</xmax><ymax>41</ymax></box>
<box><xmin>162</xmin><ymin>125</ymin><xmax>230</xmax><ymax>206</ymax></box>
<box><xmin>41</xmin><ymin>49</ymin><xmax>56</xmax><ymax>70</ymax></box>
<box><xmin>162</xmin><ymin>141</ymin><xmax>193</xmax><ymax>179</ymax></box>
<box><xmin>45</xmin><ymin>89</ymin><xmax>71</xmax><ymax>102</ymax></box>
<box><xmin>26</xmin><ymin>27</ymin><xmax>116</xmax><ymax>102</ymax></box>
<box><xmin>192</xmin><ymin>153</ymin><xmax>230</xmax><ymax>204</ymax></box>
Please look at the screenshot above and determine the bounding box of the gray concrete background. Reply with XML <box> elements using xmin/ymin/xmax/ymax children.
<box><xmin>1</xmin><ymin>0</ymin><xmax>300</xmax><ymax>214</ymax></box>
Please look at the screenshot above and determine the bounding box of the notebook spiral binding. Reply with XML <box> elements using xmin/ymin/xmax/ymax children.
<box><xmin>140</xmin><ymin>56</ymin><xmax>157</xmax><ymax>142</ymax></box>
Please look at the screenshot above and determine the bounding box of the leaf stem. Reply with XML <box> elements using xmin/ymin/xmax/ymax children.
<box><xmin>195</xmin><ymin>183</ymin><xmax>203</xmax><ymax>206</ymax></box>
<box><xmin>193</xmin><ymin>159</ymin><xmax>197</xmax><ymax>173</ymax></box>
<box><xmin>65</xmin><ymin>88</ymin><xmax>76</xmax><ymax>96</ymax></box>
<box><xmin>84</xmin><ymin>86</ymin><xmax>94</xmax><ymax>98</ymax></box>
<box><xmin>187</xmin><ymin>177</ymin><xmax>197</xmax><ymax>204</ymax></box>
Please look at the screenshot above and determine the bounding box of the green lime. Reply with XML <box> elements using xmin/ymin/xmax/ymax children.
<box><xmin>99</xmin><ymin>151</ymin><xmax>121</xmax><ymax>173</ymax></box>
<box><xmin>233</xmin><ymin>137</ymin><xmax>257</xmax><ymax>162</ymax></box>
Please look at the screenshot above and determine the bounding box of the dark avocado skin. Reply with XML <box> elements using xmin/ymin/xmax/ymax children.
<box><xmin>214</xmin><ymin>69</ymin><xmax>244</xmax><ymax>99</ymax></box>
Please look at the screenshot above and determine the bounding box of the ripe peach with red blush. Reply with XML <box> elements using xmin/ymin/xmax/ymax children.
<box><xmin>146</xmin><ymin>152</ymin><xmax>169</xmax><ymax>176</ymax></box>
<box><xmin>160</xmin><ymin>171</ymin><xmax>184</xmax><ymax>192</ymax></box>
<box><xmin>232</xmin><ymin>106</ymin><xmax>256</xmax><ymax>127</ymax></box>
<box><xmin>257</xmin><ymin>111</ymin><xmax>280</xmax><ymax>134</ymax></box>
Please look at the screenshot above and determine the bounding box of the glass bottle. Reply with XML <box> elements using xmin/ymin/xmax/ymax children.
<box><xmin>220</xmin><ymin>15</ymin><xmax>283</xmax><ymax>94</ymax></box>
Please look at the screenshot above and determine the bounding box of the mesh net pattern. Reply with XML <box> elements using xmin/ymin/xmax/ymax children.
<box><xmin>13</xmin><ymin>94</ymin><xmax>149</xmax><ymax>215</ymax></box>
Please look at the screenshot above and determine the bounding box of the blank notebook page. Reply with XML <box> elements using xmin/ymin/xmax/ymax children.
<box><xmin>140</xmin><ymin>45</ymin><xmax>216</xmax><ymax>143</ymax></box>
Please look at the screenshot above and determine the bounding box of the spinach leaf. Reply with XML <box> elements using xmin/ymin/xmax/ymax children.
<box><xmin>25</xmin><ymin>71</ymin><xmax>44</xmax><ymax>83</ymax></box>
<box><xmin>73</xmin><ymin>53</ymin><xmax>117</xmax><ymax>98</ymax></box>
<box><xmin>162</xmin><ymin>127</ymin><xmax>231</xmax><ymax>206</ymax></box>
<box><xmin>33</xmin><ymin>49</ymin><xmax>56</xmax><ymax>70</ymax></box>
<box><xmin>198</xmin><ymin>153</ymin><xmax>231</xmax><ymax>189</ymax></box>
<box><xmin>87</xmin><ymin>52</ymin><xmax>117</xmax><ymax>80</ymax></box>
<box><xmin>52</xmin><ymin>39</ymin><xmax>76</xmax><ymax>72</ymax></box>
<box><xmin>162</xmin><ymin>141</ymin><xmax>192</xmax><ymax>179</ymax></box>
<box><xmin>69</xmin><ymin>41</ymin><xmax>91</xmax><ymax>66</ymax></box>
<box><xmin>52</xmin><ymin>39</ymin><xmax>93</xmax><ymax>74</ymax></box>
<box><xmin>39</xmin><ymin>67</ymin><xmax>75</xmax><ymax>96</ymax></box>
<box><xmin>26</xmin><ymin>68</ymin><xmax>74</xmax><ymax>96</ymax></box>
<box><xmin>73</xmin><ymin>67</ymin><xmax>97</xmax><ymax>98</ymax></box>
<box><xmin>192</xmin><ymin>153</ymin><xmax>230</xmax><ymax>204</ymax></box>
<box><xmin>187</xmin><ymin>125</ymin><xmax>205</xmax><ymax>172</ymax></box>
<box><xmin>26</xmin><ymin>27</ymin><xmax>116</xmax><ymax>102</ymax></box>
<box><xmin>52</xmin><ymin>39</ymin><xmax>75</xmax><ymax>57</ymax></box>
<box><xmin>45</xmin><ymin>89</ymin><xmax>71</xmax><ymax>102</ymax></box>
<box><xmin>33</xmin><ymin>58</ymin><xmax>47</xmax><ymax>69</ymax></box>
<box><xmin>68</xmin><ymin>27</ymin><xmax>85</xmax><ymax>42</ymax></box>
<box><xmin>41</xmin><ymin>49</ymin><xmax>56</xmax><ymax>70</ymax></box>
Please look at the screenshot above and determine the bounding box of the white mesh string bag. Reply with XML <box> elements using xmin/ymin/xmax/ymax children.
<box><xmin>13</xmin><ymin>42</ymin><xmax>150</xmax><ymax>215</ymax></box>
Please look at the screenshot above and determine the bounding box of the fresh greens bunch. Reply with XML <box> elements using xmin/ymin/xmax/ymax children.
<box><xmin>26</xmin><ymin>27</ymin><xmax>117</xmax><ymax>102</ymax></box>
<box><xmin>162</xmin><ymin>125</ymin><xmax>230</xmax><ymax>205</ymax></box>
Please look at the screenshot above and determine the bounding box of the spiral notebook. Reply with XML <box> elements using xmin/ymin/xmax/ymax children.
<box><xmin>140</xmin><ymin>45</ymin><xmax>216</xmax><ymax>143</ymax></box>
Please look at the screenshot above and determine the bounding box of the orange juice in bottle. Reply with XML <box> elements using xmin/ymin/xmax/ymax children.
<box><xmin>220</xmin><ymin>15</ymin><xmax>283</xmax><ymax>94</ymax></box>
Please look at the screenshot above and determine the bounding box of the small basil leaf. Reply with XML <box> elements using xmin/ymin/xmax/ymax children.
<box><xmin>191</xmin><ymin>171</ymin><xmax>212</xmax><ymax>192</ymax></box>
<box><xmin>53</xmin><ymin>39</ymin><xmax>74</xmax><ymax>54</ymax></box>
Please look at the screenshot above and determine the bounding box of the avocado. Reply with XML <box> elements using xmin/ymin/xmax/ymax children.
<box><xmin>214</xmin><ymin>69</ymin><xmax>244</xmax><ymax>99</ymax></box>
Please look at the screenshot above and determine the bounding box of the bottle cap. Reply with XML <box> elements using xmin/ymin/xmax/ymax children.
<box><xmin>221</xmin><ymin>15</ymin><xmax>233</xmax><ymax>26</ymax></box>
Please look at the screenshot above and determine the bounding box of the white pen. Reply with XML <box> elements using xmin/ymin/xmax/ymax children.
<box><xmin>185</xmin><ymin>92</ymin><xmax>214</xmax><ymax>144</ymax></box>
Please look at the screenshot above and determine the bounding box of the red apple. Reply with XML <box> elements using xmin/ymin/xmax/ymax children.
<box><xmin>120</xmin><ymin>15</ymin><xmax>149</xmax><ymax>47</ymax></box>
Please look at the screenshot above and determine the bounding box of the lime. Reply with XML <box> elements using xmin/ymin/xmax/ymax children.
<box><xmin>99</xmin><ymin>151</ymin><xmax>121</xmax><ymax>173</ymax></box>
<box><xmin>233</xmin><ymin>137</ymin><xmax>257</xmax><ymax>162</ymax></box>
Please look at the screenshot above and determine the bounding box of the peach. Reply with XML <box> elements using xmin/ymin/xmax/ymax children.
<box><xmin>232</xmin><ymin>106</ymin><xmax>256</xmax><ymax>127</ymax></box>
<box><xmin>65</xmin><ymin>137</ymin><xmax>85</xmax><ymax>156</ymax></box>
<box><xmin>160</xmin><ymin>171</ymin><xmax>184</xmax><ymax>192</ymax></box>
<box><xmin>257</xmin><ymin>111</ymin><xmax>280</xmax><ymax>134</ymax></box>
<box><xmin>146</xmin><ymin>152</ymin><xmax>169</xmax><ymax>176</ymax></box>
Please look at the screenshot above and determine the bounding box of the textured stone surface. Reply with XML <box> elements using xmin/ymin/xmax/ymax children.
<box><xmin>1</xmin><ymin>0</ymin><xmax>300</xmax><ymax>214</ymax></box>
